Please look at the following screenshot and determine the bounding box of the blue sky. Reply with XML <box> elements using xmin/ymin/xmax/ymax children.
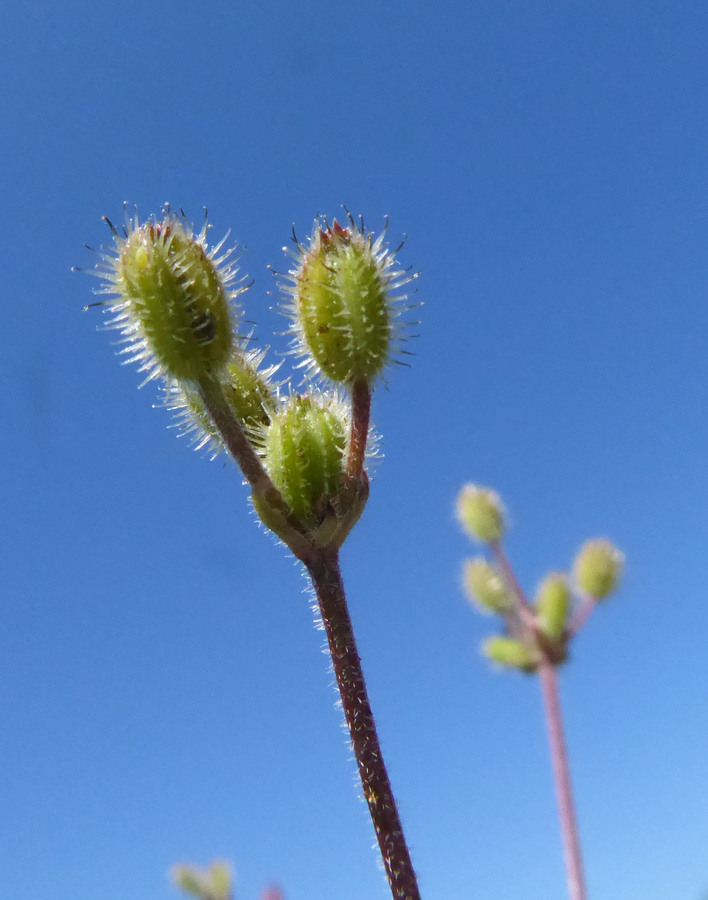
<box><xmin>2</xmin><ymin>2</ymin><xmax>708</xmax><ymax>898</ymax></box>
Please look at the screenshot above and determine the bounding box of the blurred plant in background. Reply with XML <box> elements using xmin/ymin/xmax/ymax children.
<box><xmin>456</xmin><ymin>483</ymin><xmax>623</xmax><ymax>900</ymax></box>
<box><xmin>171</xmin><ymin>859</ymin><xmax>283</xmax><ymax>900</ymax></box>
<box><xmin>172</xmin><ymin>860</ymin><xmax>234</xmax><ymax>900</ymax></box>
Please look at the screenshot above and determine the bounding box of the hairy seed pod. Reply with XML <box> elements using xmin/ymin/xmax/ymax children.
<box><xmin>573</xmin><ymin>538</ymin><xmax>624</xmax><ymax>600</ymax></box>
<box><xmin>535</xmin><ymin>572</ymin><xmax>571</xmax><ymax>641</ymax></box>
<box><xmin>462</xmin><ymin>558</ymin><xmax>513</xmax><ymax>615</ymax></box>
<box><xmin>164</xmin><ymin>347</ymin><xmax>280</xmax><ymax>457</ymax></box>
<box><xmin>282</xmin><ymin>216</ymin><xmax>416</xmax><ymax>384</ymax></box>
<box><xmin>262</xmin><ymin>393</ymin><xmax>348</xmax><ymax>526</ymax></box>
<box><xmin>483</xmin><ymin>636</ymin><xmax>539</xmax><ymax>673</ymax></box>
<box><xmin>93</xmin><ymin>208</ymin><xmax>244</xmax><ymax>386</ymax></box>
<box><xmin>456</xmin><ymin>484</ymin><xmax>506</xmax><ymax>545</ymax></box>
<box><xmin>170</xmin><ymin>860</ymin><xmax>232</xmax><ymax>900</ymax></box>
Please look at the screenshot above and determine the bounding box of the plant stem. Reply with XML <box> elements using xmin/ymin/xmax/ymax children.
<box><xmin>490</xmin><ymin>541</ymin><xmax>543</xmax><ymax>635</ymax></box>
<box><xmin>198</xmin><ymin>376</ymin><xmax>316</xmax><ymax>560</ymax></box>
<box><xmin>538</xmin><ymin>659</ymin><xmax>587</xmax><ymax>900</ymax></box>
<box><xmin>491</xmin><ymin>542</ymin><xmax>587</xmax><ymax>896</ymax></box>
<box><xmin>569</xmin><ymin>593</ymin><xmax>597</xmax><ymax>636</ymax></box>
<box><xmin>347</xmin><ymin>377</ymin><xmax>371</xmax><ymax>480</ymax></box>
<box><xmin>306</xmin><ymin>550</ymin><xmax>421</xmax><ymax>900</ymax></box>
<box><xmin>197</xmin><ymin>376</ymin><xmax>274</xmax><ymax>493</ymax></box>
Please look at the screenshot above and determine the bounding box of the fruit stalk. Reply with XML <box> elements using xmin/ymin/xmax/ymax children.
<box><xmin>538</xmin><ymin>659</ymin><xmax>587</xmax><ymax>900</ymax></box>
<box><xmin>307</xmin><ymin>549</ymin><xmax>421</xmax><ymax>900</ymax></box>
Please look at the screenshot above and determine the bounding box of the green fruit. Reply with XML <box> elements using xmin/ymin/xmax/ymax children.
<box><xmin>263</xmin><ymin>394</ymin><xmax>347</xmax><ymax>525</ymax></box>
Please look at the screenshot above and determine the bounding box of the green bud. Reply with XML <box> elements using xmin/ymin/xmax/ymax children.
<box><xmin>482</xmin><ymin>636</ymin><xmax>539</xmax><ymax>673</ymax></box>
<box><xmin>171</xmin><ymin>860</ymin><xmax>233</xmax><ymax>900</ymax></box>
<box><xmin>462</xmin><ymin>558</ymin><xmax>513</xmax><ymax>615</ymax></box>
<box><xmin>165</xmin><ymin>347</ymin><xmax>280</xmax><ymax>456</ymax></box>
<box><xmin>573</xmin><ymin>538</ymin><xmax>624</xmax><ymax>600</ymax></box>
<box><xmin>456</xmin><ymin>484</ymin><xmax>506</xmax><ymax>544</ymax></box>
<box><xmin>222</xmin><ymin>352</ymin><xmax>278</xmax><ymax>431</ymax></box>
<box><xmin>171</xmin><ymin>866</ymin><xmax>205</xmax><ymax>895</ymax></box>
<box><xmin>95</xmin><ymin>209</ymin><xmax>244</xmax><ymax>385</ymax></box>
<box><xmin>535</xmin><ymin>572</ymin><xmax>571</xmax><ymax>641</ymax></box>
<box><xmin>282</xmin><ymin>215</ymin><xmax>415</xmax><ymax>384</ymax></box>
<box><xmin>261</xmin><ymin>393</ymin><xmax>348</xmax><ymax>527</ymax></box>
<box><xmin>208</xmin><ymin>863</ymin><xmax>233</xmax><ymax>898</ymax></box>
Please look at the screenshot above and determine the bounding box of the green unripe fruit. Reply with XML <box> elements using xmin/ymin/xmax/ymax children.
<box><xmin>574</xmin><ymin>538</ymin><xmax>624</xmax><ymax>600</ymax></box>
<box><xmin>97</xmin><ymin>210</ymin><xmax>243</xmax><ymax>386</ymax></box>
<box><xmin>117</xmin><ymin>219</ymin><xmax>234</xmax><ymax>380</ymax></box>
<box><xmin>456</xmin><ymin>484</ymin><xmax>506</xmax><ymax>544</ymax></box>
<box><xmin>262</xmin><ymin>394</ymin><xmax>348</xmax><ymax>526</ymax></box>
<box><xmin>171</xmin><ymin>866</ymin><xmax>205</xmax><ymax>895</ymax></box>
<box><xmin>463</xmin><ymin>558</ymin><xmax>513</xmax><ymax>615</ymax></box>
<box><xmin>535</xmin><ymin>572</ymin><xmax>571</xmax><ymax>641</ymax></box>
<box><xmin>166</xmin><ymin>348</ymin><xmax>278</xmax><ymax>456</ymax></box>
<box><xmin>221</xmin><ymin>356</ymin><xmax>276</xmax><ymax>432</ymax></box>
<box><xmin>207</xmin><ymin>863</ymin><xmax>233</xmax><ymax>898</ymax></box>
<box><xmin>482</xmin><ymin>636</ymin><xmax>539</xmax><ymax>673</ymax></box>
<box><xmin>284</xmin><ymin>217</ymin><xmax>413</xmax><ymax>385</ymax></box>
<box><xmin>171</xmin><ymin>860</ymin><xmax>232</xmax><ymax>900</ymax></box>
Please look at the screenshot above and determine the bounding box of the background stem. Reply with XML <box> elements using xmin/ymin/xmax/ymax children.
<box><xmin>307</xmin><ymin>550</ymin><xmax>421</xmax><ymax>900</ymax></box>
<box><xmin>491</xmin><ymin>543</ymin><xmax>587</xmax><ymax>897</ymax></box>
<box><xmin>569</xmin><ymin>593</ymin><xmax>597</xmax><ymax>636</ymax></box>
<box><xmin>538</xmin><ymin>659</ymin><xmax>587</xmax><ymax>900</ymax></box>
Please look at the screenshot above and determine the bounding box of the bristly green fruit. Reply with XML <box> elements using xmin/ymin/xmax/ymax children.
<box><xmin>93</xmin><ymin>208</ymin><xmax>245</xmax><ymax>385</ymax></box>
<box><xmin>164</xmin><ymin>347</ymin><xmax>280</xmax><ymax>457</ymax></box>
<box><xmin>221</xmin><ymin>352</ymin><xmax>279</xmax><ymax>432</ymax></box>
<box><xmin>535</xmin><ymin>572</ymin><xmax>571</xmax><ymax>641</ymax></box>
<box><xmin>171</xmin><ymin>860</ymin><xmax>233</xmax><ymax>900</ymax></box>
<box><xmin>482</xmin><ymin>636</ymin><xmax>539</xmax><ymax>673</ymax></box>
<box><xmin>261</xmin><ymin>393</ymin><xmax>348</xmax><ymax>527</ymax></box>
<box><xmin>281</xmin><ymin>214</ymin><xmax>416</xmax><ymax>385</ymax></box>
<box><xmin>463</xmin><ymin>558</ymin><xmax>514</xmax><ymax>615</ymax></box>
<box><xmin>573</xmin><ymin>538</ymin><xmax>624</xmax><ymax>600</ymax></box>
<box><xmin>456</xmin><ymin>484</ymin><xmax>506</xmax><ymax>544</ymax></box>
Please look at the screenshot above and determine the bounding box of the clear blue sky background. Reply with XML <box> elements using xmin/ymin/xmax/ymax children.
<box><xmin>2</xmin><ymin>2</ymin><xmax>707</xmax><ymax>898</ymax></box>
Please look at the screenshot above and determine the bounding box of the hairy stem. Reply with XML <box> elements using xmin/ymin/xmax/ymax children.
<box><xmin>538</xmin><ymin>660</ymin><xmax>587</xmax><ymax>900</ymax></box>
<box><xmin>307</xmin><ymin>550</ymin><xmax>420</xmax><ymax>900</ymax></box>
<box><xmin>347</xmin><ymin>378</ymin><xmax>371</xmax><ymax>481</ymax></box>
<box><xmin>197</xmin><ymin>376</ymin><xmax>275</xmax><ymax>492</ymax></box>
<box><xmin>197</xmin><ymin>376</ymin><xmax>315</xmax><ymax>560</ymax></box>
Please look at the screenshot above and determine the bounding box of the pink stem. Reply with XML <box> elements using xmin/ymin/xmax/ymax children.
<box><xmin>490</xmin><ymin>542</ymin><xmax>539</xmax><ymax>633</ymax></box>
<box><xmin>569</xmin><ymin>593</ymin><xmax>597</xmax><ymax>636</ymax></box>
<box><xmin>538</xmin><ymin>659</ymin><xmax>587</xmax><ymax>900</ymax></box>
<box><xmin>492</xmin><ymin>542</ymin><xmax>588</xmax><ymax>898</ymax></box>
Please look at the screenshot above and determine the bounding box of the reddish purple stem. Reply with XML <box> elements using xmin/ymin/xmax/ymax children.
<box><xmin>347</xmin><ymin>378</ymin><xmax>371</xmax><ymax>481</ymax></box>
<box><xmin>307</xmin><ymin>550</ymin><xmax>421</xmax><ymax>900</ymax></box>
